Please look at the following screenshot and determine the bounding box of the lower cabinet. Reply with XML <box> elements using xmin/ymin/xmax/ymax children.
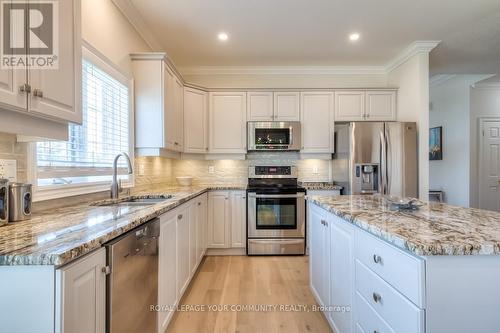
<box><xmin>158</xmin><ymin>212</ymin><xmax>178</xmax><ymax>332</ymax></box>
<box><xmin>207</xmin><ymin>191</ymin><xmax>231</xmax><ymax>248</ymax></box>
<box><xmin>309</xmin><ymin>204</ymin><xmax>331</xmax><ymax>308</ymax></box>
<box><xmin>230</xmin><ymin>191</ymin><xmax>247</xmax><ymax>248</ymax></box>
<box><xmin>195</xmin><ymin>194</ymin><xmax>208</xmax><ymax>264</ymax></box>
<box><xmin>56</xmin><ymin>248</ymin><xmax>106</xmax><ymax>333</ymax></box>
<box><xmin>176</xmin><ymin>205</ymin><xmax>190</xmax><ymax>298</ymax></box>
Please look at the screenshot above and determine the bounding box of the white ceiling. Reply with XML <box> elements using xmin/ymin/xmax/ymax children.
<box><xmin>129</xmin><ymin>0</ymin><xmax>500</xmax><ymax>74</ymax></box>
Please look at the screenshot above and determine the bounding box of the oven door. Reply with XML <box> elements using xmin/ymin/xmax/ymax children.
<box><xmin>247</xmin><ymin>192</ymin><xmax>305</xmax><ymax>238</ymax></box>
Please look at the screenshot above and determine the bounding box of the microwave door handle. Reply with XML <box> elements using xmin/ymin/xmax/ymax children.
<box><xmin>289</xmin><ymin>126</ymin><xmax>293</xmax><ymax>146</ymax></box>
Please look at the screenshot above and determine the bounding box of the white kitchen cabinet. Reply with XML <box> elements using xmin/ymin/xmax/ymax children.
<box><xmin>184</xmin><ymin>87</ymin><xmax>208</xmax><ymax>153</ymax></box>
<box><xmin>365</xmin><ymin>90</ymin><xmax>396</xmax><ymax>121</ymax></box>
<box><xmin>132</xmin><ymin>54</ymin><xmax>184</xmax><ymax>155</ymax></box>
<box><xmin>208</xmin><ymin>92</ymin><xmax>247</xmax><ymax>154</ymax></box>
<box><xmin>196</xmin><ymin>194</ymin><xmax>208</xmax><ymax>263</ymax></box>
<box><xmin>335</xmin><ymin>90</ymin><xmax>397</xmax><ymax>121</ymax></box>
<box><xmin>230</xmin><ymin>191</ymin><xmax>247</xmax><ymax>248</ymax></box>
<box><xmin>176</xmin><ymin>206</ymin><xmax>190</xmax><ymax>297</ymax></box>
<box><xmin>188</xmin><ymin>200</ymin><xmax>198</xmax><ymax>277</ymax></box>
<box><xmin>56</xmin><ymin>248</ymin><xmax>106</xmax><ymax>333</ymax></box>
<box><xmin>207</xmin><ymin>191</ymin><xmax>231</xmax><ymax>248</ymax></box>
<box><xmin>158</xmin><ymin>212</ymin><xmax>178</xmax><ymax>332</ymax></box>
<box><xmin>329</xmin><ymin>214</ymin><xmax>355</xmax><ymax>333</ymax></box>
<box><xmin>309</xmin><ymin>204</ymin><xmax>330</xmax><ymax>307</ymax></box>
<box><xmin>0</xmin><ymin>0</ymin><xmax>81</xmax><ymax>126</ymax></box>
<box><xmin>301</xmin><ymin>91</ymin><xmax>334</xmax><ymax>153</ymax></box>
<box><xmin>247</xmin><ymin>92</ymin><xmax>274</xmax><ymax>121</ymax></box>
<box><xmin>274</xmin><ymin>92</ymin><xmax>300</xmax><ymax>121</ymax></box>
<box><xmin>334</xmin><ymin>91</ymin><xmax>365</xmax><ymax>121</ymax></box>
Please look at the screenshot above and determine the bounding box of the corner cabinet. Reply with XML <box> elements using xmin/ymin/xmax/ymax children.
<box><xmin>208</xmin><ymin>92</ymin><xmax>247</xmax><ymax>154</ymax></box>
<box><xmin>55</xmin><ymin>248</ymin><xmax>106</xmax><ymax>333</ymax></box>
<box><xmin>335</xmin><ymin>90</ymin><xmax>397</xmax><ymax>121</ymax></box>
<box><xmin>301</xmin><ymin>91</ymin><xmax>334</xmax><ymax>154</ymax></box>
<box><xmin>131</xmin><ymin>53</ymin><xmax>184</xmax><ymax>155</ymax></box>
<box><xmin>184</xmin><ymin>87</ymin><xmax>208</xmax><ymax>153</ymax></box>
<box><xmin>0</xmin><ymin>0</ymin><xmax>81</xmax><ymax>139</ymax></box>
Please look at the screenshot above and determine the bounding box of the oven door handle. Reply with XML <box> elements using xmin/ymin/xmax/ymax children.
<box><xmin>248</xmin><ymin>193</ymin><xmax>305</xmax><ymax>199</ymax></box>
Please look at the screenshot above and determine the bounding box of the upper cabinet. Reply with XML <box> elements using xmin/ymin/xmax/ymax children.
<box><xmin>132</xmin><ymin>54</ymin><xmax>184</xmax><ymax>155</ymax></box>
<box><xmin>274</xmin><ymin>92</ymin><xmax>300</xmax><ymax>121</ymax></box>
<box><xmin>209</xmin><ymin>92</ymin><xmax>247</xmax><ymax>154</ymax></box>
<box><xmin>301</xmin><ymin>91</ymin><xmax>334</xmax><ymax>154</ymax></box>
<box><xmin>184</xmin><ymin>87</ymin><xmax>208</xmax><ymax>153</ymax></box>
<box><xmin>335</xmin><ymin>90</ymin><xmax>397</xmax><ymax>121</ymax></box>
<box><xmin>247</xmin><ymin>91</ymin><xmax>300</xmax><ymax>121</ymax></box>
<box><xmin>0</xmin><ymin>0</ymin><xmax>81</xmax><ymax>129</ymax></box>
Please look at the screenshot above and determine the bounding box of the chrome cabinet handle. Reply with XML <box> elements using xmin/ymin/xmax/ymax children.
<box><xmin>101</xmin><ymin>266</ymin><xmax>111</xmax><ymax>275</ymax></box>
<box><xmin>177</xmin><ymin>214</ymin><xmax>183</xmax><ymax>220</ymax></box>
<box><xmin>373</xmin><ymin>254</ymin><xmax>382</xmax><ymax>264</ymax></box>
<box><xmin>372</xmin><ymin>292</ymin><xmax>382</xmax><ymax>303</ymax></box>
<box><xmin>33</xmin><ymin>88</ymin><xmax>43</xmax><ymax>98</ymax></box>
<box><xmin>19</xmin><ymin>83</ymin><xmax>31</xmax><ymax>93</ymax></box>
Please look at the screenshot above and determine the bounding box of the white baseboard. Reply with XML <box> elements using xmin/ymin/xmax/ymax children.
<box><xmin>206</xmin><ymin>248</ymin><xmax>246</xmax><ymax>256</ymax></box>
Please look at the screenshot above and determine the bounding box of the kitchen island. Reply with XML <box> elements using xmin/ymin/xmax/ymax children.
<box><xmin>307</xmin><ymin>194</ymin><xmax>500</xmax><ymax>333</ymax></box>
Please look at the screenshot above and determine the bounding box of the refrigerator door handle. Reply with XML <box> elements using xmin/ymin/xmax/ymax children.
<box><xmin>380</xmin><ymin>130</ymin><xmax>388</xmax><ymax>195</ymax></box>
<box><xmin>385</xmin><ymin>128</ymin><xmax>391</xmax><ymax>194</ymax></box>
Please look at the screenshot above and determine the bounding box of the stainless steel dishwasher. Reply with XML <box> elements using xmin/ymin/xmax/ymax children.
<box><xmin>106</xmin><ymin>218</ymin><xmax>160</xmax><ymax>333</ymax></box>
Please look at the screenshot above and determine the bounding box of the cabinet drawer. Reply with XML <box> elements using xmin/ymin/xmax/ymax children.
<box><xmin>355</xmin><ymin>229</ymin><xmax>425</xmax><ymax>307</ymax></box>
<box><xmin>355</xmin><ymin>292</ymin><xmax>395</xmax><ymax>333</ymax></box>
<box><xmin>356</xmin><ymin>260</ymin><xmax>424</xmax><ymax>333</ymax></box>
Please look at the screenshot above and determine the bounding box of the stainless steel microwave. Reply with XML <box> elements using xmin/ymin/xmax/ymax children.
<box><xmin>247</xmin><ymin>121</ymin><xmax>301</xmax><ymax>151</ymax></box>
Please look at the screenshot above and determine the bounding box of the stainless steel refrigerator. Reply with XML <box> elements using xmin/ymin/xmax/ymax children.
<box><xmin>333</xmin><ymin>122</ymin><xmax>418</xmax><ymax>198</ymax></box>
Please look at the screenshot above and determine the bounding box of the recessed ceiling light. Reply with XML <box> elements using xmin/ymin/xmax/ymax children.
<box><xmin>218</xmin><ymin>32</ymin><xmax>229</xmax><ymax>41</ymax></box>
<box><xmin>349</xmin><ymin>33</ymin><xmax>360</xmax><ymax>42</ymax></box>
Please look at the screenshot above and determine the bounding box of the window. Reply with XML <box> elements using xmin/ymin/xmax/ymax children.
<box><xmin>33</xmin><ymin>46</ymin><xmax>134</xmax><ymax>199</ymax></box>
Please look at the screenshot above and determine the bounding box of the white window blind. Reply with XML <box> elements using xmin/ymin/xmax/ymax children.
<box><xmin>36</xmin><ymin>57</ymin><xmax>131</xmax><ymax>187</ymax></box>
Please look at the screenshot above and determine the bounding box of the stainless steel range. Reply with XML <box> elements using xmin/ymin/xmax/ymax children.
<box><xmin>247</xmin><ymin>166</ymin><xmax>306</xmax><ymax>255</ymax></box>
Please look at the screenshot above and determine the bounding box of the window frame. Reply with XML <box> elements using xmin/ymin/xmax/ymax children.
<box><xmin>28</xmin><ymin>41</ymin><xmax>135</xmax><ymax>202</ymax></box>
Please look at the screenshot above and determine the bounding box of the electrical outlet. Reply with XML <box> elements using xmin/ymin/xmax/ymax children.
<box><xmin>313</xmin><ymin>165</ymin><xmax>319</xmax><ymax>175</ymax></box>
<box><xmin>208</xmin><ymin>165</ymin><xmax>215</xmax><ymax>174</ymax></box>
<box><xmin>0</xmin><ymin>159</ymin><xmax>17</xmax><ymax>182</ymax></box>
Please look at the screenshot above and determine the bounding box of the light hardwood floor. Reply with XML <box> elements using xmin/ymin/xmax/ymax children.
<box><xmin>166</xmin><ymin>255</ymin><xmax>332</xmax><ymax>333</ymax></box>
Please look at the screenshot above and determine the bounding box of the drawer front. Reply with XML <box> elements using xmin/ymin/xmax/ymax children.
<box><xmin>355</xmin><ymin>292</ymin><xmax>395</xmax><ymax>333</ymax></box>
<box><xmin>356</xmin><ymin>260</ymin><xmax>424</xmax><ymax>333</ymax></box>
<box><xmin>355</xmin><ymin>229</ymin><xmax>425</xmax><ymax>307</ymax></box>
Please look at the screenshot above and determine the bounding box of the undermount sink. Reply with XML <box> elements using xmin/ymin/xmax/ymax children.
<box><xmin>92</xmin><ymin>195</ymin><xmax>174</xmax><ymax>207</ymax></box>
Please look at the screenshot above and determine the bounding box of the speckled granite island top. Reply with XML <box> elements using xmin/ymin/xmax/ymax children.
<box><xmin>308</xmin><ymin>195</ymin><xmax>500</xmax><ymax>256</ymax></box>
<box><xmin>0</xmin><ymin>184</ymin><xmax>246</xmax><ymax>266</ymax></box>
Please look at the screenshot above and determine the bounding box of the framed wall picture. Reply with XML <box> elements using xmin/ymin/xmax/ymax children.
<box><xmin>429</xmin><ymin>126</ymin><xmax>443</xmax><ymax>160</ymax></box>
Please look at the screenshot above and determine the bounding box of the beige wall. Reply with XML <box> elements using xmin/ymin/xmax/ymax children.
<box><xmin>388</xmin><ymin>53</ymin><xmax>431</xmax><ymax>200</ymax></box>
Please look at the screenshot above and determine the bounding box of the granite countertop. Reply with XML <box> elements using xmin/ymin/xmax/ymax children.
<box><xmin>308</xmin><ymin>195</ymin><xmax>500</xmax><ymax>256</ymax></box>
<box><xmin>299</xmin><ymin>182</ymin><xmax>343</xmax><ymax>191</ymax></box>
<box><xmin>0</xmin><ymin>184</ymin><xmax>246</xmax><ymax>266</ymax></box>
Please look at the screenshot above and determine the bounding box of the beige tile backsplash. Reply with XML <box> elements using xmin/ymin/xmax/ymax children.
<box><xmin>0</xmin><ymin>133</ymin><xmax>28</xmax><ymax>182</ymax></box>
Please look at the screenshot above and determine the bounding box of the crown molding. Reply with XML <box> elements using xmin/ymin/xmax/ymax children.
<box><xmin>179</xmin><ymin>65</ymin><xmax>388</xmax><ymax>76</ymax></box>
<box><xmin>111</xmin><ymin>0</ymin><xmax>164</xmax><ymax>52</ymax></box>
<box><xmin>385</xmin><ymin>40</ymin><xmax>441</xmax><ymax>73</ymax></box>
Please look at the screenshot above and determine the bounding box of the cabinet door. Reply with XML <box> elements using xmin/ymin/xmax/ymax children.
<box><xmin>158</xmin><ymin>212</ymin><xmax>177</xmax><ymax>332</ymax></box>
<box><xmin>231</xmin><ymin>191</ymin><xmax>247</xmax><ymax>248</ymax></box>
<box><xmin>164</xmin><ymin>66</ymin><xmax>176</xmax><ymax>150</ymax></box>
<box><xmin>309</xmin><ymin>205</ymin><xmax>327</xmax><ymax>306</ymax></box>
<box><xmin>209</xmin><ymin>92</ymin><xmax>247</xmax><ymax>153</ymax></box>
<box><xmin>335</xmin><ymin>91</ymin><xmax>365</xmax><ymax>121</ymax></box>
<box><xmin>0</xmin><ymin>69</ymin><xmax>26</xmax><ymax>111</ymax></box>
<box><xmin>28</xmin><ymin>0</ymin><xmax>81</xmax><ymax>123</ymax></box>
<box><xmin>196</xmin><ymin>194</ymin><xmax>207</xmax><ymax>263</ymax></box>
<box><xmin>188</xmin><ymin>201</ymin><xmax>198</xmax><ymax>276</ymax></box>
<box><xmin>173</xmin><ymin>75</ymin><xmax>184</xmax><ymax>151</ymax></box>
<box><xmin>365</xmin><ymin>90</ymin><xmax>396</xmax><ymax>121</ymax></box>
<box><xmin>184</xmin><ymin>87</ymin><xmax>208</xmax><ymax>153</ymax></box>
<box><xmin>329</xmin><ymin>215</ymin><xmax>355</xmax><ymax>333</ymax></box>
<box><xmin>274</xmin><ymin>92</ymin><xmax>300</xmax><ymax>121</ymax></box>
<box><xmin>57</xmin><ymin>248</ymin><xmax>105</xmax><ymax>333</ymax></box>
<box><xmin>207</xmin><ymin>191</ymin><xmax>230</xmax><ymax>248</ymax></box>
<box><xmin>301</xmin><ymin>91</ymin><xmax>334</xmax><ymax>153</ymax></box>
<box><xmin>247</xmin><ymin>92</ymin><xmax>273</xmax><ymax>121</ymax></box>
<box><xmin>176</xmin><ymin>207</ymin><xmax>190</xmax><ymax>296</ymax></box>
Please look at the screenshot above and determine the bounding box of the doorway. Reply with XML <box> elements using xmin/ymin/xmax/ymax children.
<box><xmin>479</xmin><ymin>118</ymin><xmax>500</xmax><ymax>211</ymax></box>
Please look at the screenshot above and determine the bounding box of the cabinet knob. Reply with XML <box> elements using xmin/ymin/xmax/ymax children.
<box><xmin>33</xmin><ymin>88</ymin><xmax>43</xmax><ymax>98</ymax></box>
<box><xmin>19</xmin><ymin>83</ymin><xmax>31</xmax><ymax>93</ymax></box>
<box><xmin>372</xmin><ymin>292</ymin><xmax>382</xmax><ymax>303</ymax></box>
<box><xmin>101</xmin><ymin>266</ymin><xmax>111</xmax><ymax>275</ymax></box>
<box><xmin>197</xmin><ymin>202</ymin><xmax>201</xmax><ymax>206</ymax></box>
<box><xmin>373</xmin><ymin>254</ymin><xmax>382</xmax><ymax>264</ymax></box>
<box><xmin>177</xmin><ymin>214</ymin><xmax>183</xmax><ymax>220</ymax></box>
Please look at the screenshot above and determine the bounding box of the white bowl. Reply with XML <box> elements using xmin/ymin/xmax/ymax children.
<box><xmin>176</xmin><ymin>176</ymin><xmax>193</xmax><ymax>186</ymax></box>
